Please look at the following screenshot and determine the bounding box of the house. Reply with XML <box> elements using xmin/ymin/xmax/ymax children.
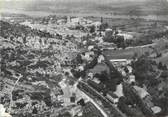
<box><xmin>88</xmin><ymin>45</ymin><xmax>94</xmax><ymax>51</ymax></box>
<box><xmin>151</xmin><ymin>106</ymin><xmax>161</xmax><ymax>114</ymax></box>
<box><xmin>165</xmin><ymin>26</ymin><xmax>168</xmax><ymax>30</ymax></box>
<box><xmin>77</xmin><ymin>98</ymin><xmax>85</xmax><ymax>106</ymax></box>
<box><xmin>133</xmin><ymin>86</ymin><xmax>149</xmax><ymax>99</ymax></box>
<box><xmin>98</xmin><ymin>42</ymin><xmax>116</xmax><ymax>50</ymax></box>
<box><xmin>106</xmin><ymin>91</ymin><xmax>119</xmax><ymax>104</ymax></box>
<box><xmin>91</xmin><ymin>21</ymin><xmax>101</xmax><ymax>31</ymax></box>
<box><xmin>127</xmin><ymin>75</ymin><xmax>136</xmax><ymax>84</ymax></box>
<box><xmin>118</xmin><ymin>68</ymin><xmax>127</xmax><ymax>77</ymax></box>
<box><xmin>78</xmin><ymin>65</ymin><xmax>84</xmax><ymax>71</ymax></box>
<box><xmin>81</xmin><ymin>51</ymin><xmax>94</xmax><ymax>62</ymax></box>
<box><xmin>110</xmin><ymin>59</ymin><xmax>132</xmax><ymax>66</ymax></box>
<box><xmin>133</xmin><ymin>85</ymin><xmax>161</xmax><ymax>114</ymax></box>
<box><xmin>92</xmin><ymin>77</ymin><xmax>101</xmax><ymax>84</ymax></box>
<box><xmin>69</xmin><ymin>17</ymin><xmax>88</xmax><ymax>26</ymax></box>
<box><xmin>117</xmin><ymin>33</ymin><xmax>133</xmax><ymax>40</ymax></box>
<box><xmin>89</xmin><ymin>63</ymin><xmax>110</xmax><ymax>75</ymax></box>
<box><xmin>57</xmin><ymin>19</ymin><xmax>66</xmax><ymax>25</ymax></box>
<box><xmin>113</xmin><ymin>83</ymin><xmax>124</xmax><ymax>98</ymax></box>
<box><xmin>88</xmin><ymin>72</ymin><xmax>94</xmax><ymax>79</ymax></box>
<box><xmin>71</xmin><ymin>105</ymin><xmax>82</xmax><ymax>116</ymax></box>
<box><xmin>126</xmin><ymin>66</ymin><xmax>133</xmax><ymax>73</ymax></box>
<box><xmin>97</xmin><ymin>55</ymin><xmax>105</xmax><ymax>63</ymax></box>
<box><xmin>71</xmin><ymin>18</ymin><xmax>81</xmax><ymax>24</ymax></box>
<box><xmin>87</xmin><ymin>79</ymin><xmax>104</xmax><ymax>92</ymax></box>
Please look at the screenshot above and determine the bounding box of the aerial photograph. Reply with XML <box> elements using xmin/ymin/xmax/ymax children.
<box><xmin>0</xmin><ymin>0</ymin><xmax>168</xmax><ymax>117</ymax></box>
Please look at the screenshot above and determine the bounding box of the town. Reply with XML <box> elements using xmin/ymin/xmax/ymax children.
<box><xmin>1</xmin><ymin>1</ymin><xmax>168</xmax><ymax>117</ymax></box>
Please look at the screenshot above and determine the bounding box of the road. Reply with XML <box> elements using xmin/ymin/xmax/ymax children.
<box><xmin>77</xmin><ymin>81</ymin><xmax>127</xmax><ymax>117</ymax></box>
<box><xmin>77</xmin><ymin>85</ymin><xmax>109</xmax><ymax>117</ymax></box>
<box><xmin>125</xmin><ymin>43</ymin><xmax>156</xmax><ymax>50</ymax></box>
<box><xmin>59</xmin><ymin>77</ymin><xmax>108</xmax><ymax>117</ymax></box>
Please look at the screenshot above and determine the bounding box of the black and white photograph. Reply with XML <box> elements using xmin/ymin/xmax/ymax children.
<box><xmin>0</xmin><ymin>0</ymin><xmax>168</xmax><ymax>117</ymax></box>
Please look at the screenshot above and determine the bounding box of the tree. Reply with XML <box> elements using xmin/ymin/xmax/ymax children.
<box><xmin>23</xmin><ymin>36</ymin><xmax>27</xmax><ymax>44</ymax></box>
<box><xmin>132</xmin><ymin>52</ymin><xmax>138</xmax><ymax>60</ymax></box>
<box><xmin>132</xmin><ymin>56</ymin><xmax>157</xmax><ymax>86</ymax></box>
<box><xmin>0</xmin><ymin>80</ymin><xmax>4</xmax><ymax>91</ymax></box>
<box><xmin>101</xmin><ymin>17</ymin><xmax>103</xmax><ymax>23</ymax></box>
<box><xmin>163</xmin><ymin>64</ymin><xmax>167</xmax><ymax>70</ymax></box>
<box><xmin>158</xmin><ymin>62</ymin><xmax>164</xmax><ymax>70</ymax></box>
<box><xmin>94</xmin><ymin>70</ymin><xmax>109</xmax><ymax>83</ymax></box>
<box><xmin>58</xmin><ymin>112</ymin><xmax>71</xmax><ymax>117</ymax></box>
<box><xmin>100</xmin><ymin>22</ymin><xmax>108</xmax><ymax>31</ymax></box>
<box><xmin>115</xmin><ymin>36</ymin><xmax>125</xmax><ymax>48</ymax></box>
<box><xmin>90</xmin><ymin>25</ymin><xmax>95</xmax><ymax>33</ymax></box>
<box><xmin>76</xmin><ymin>54</ymin><xmax>83</xmax><ymax>64</ymax></box>
<box><xmin>158</xmin><ymin>62</ymin><xmax>167</xmax><ymax>70</ymax></box>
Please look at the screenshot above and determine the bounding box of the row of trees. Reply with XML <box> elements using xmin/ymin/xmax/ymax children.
<box><xmin>131</xmin><ymin>55</ymin><xmax>168</xmax><ymax>116</ymax></box>
<box><xmin>0</xmin><ymin>21</ymin><xmax>55</xmax><ymax>41</ymax></box>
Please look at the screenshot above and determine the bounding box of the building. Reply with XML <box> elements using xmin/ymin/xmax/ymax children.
<box><xmin>98</xmin><ymin>42</ymin><xmax>117</xmax><ymax>50</ymax></box>
<box><xmin>165</xmin><ymin>26</ymin><xmax>168</xmax><ymax>30</ymax></box>
<box><xmin>110</xmin><ymin>59</ymin><xmax>132</xmax><ymax>66</ymax></box>
<box><xmin>114</xmin><ymin>83</ymin><xmax>124</xmax><ymax>98</ymax></box>
<box><xmin>57</xmin><ymin>19</ymin><xmax>67</xmax><ymax>25</ymax></box>
<box><xmin>117</xmin><ymin>33</ymin><xmax>133</xmax><ymax>40</ymax></box>
<box><xmin>128</xmin><ymin>84</ymin><xmax>162</xmax><ymax>115</ymax></box>
<box><xmin>127</xmin><ymin>75</ymin><xmax>136</xmax><ymax>84</ymax></box>
<box><xmin>106</xmin><ymin>91</ymin><xmax>119</xmax><ymax>104</ymax></box>
<box><xmin>133</xmin><ymin>86</ymin><xmax>149</xmax><ymax>99</ymax></box>
<box><xmin>91</xmin><ymin>21</ymin><xmax>101</xmax><ymax>31</ymax></box>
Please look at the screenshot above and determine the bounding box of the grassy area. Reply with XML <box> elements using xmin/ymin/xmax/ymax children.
<box><xmin>87</xmin><ymin>17</ymin><xmax>168</xmax><ymax>39</ymax></box>
<box><xmin>104</xmin><ymin>46</ymin><xmax>154</xmax><ymax>59</ymax></box>
<box><xmin>154</xmin><ymin>50</ymin><xmax>168</xmax><ymax>66</ymax></box>
<box><xmin>104</xmin><ymin>39</ymin><xmax>168</xmax><ymax>60</ymax></box>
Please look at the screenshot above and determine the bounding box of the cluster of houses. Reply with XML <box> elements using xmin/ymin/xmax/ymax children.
<box><xmin>65</xmin><ymin>29</ymin><xmax>163</xmax><ymax>116</ymax></box>
<box><xmin>1</xmin><ymin>14</ymin><xmax>167</xmax><ymax>117</ymax></box>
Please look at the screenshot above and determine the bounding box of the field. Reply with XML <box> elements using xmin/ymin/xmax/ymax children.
<box><xmin>104</xmin><ymin>39</ymin><xmax>168</xmax><ymax>66</ymax></box>
<box><xmin>104</xmin><ymin>45</ymin><xmax>154</xmax><ymax>60</ymax></box>
<box><xmin>87</xmin><ymin>16</ymin><xmax>168</xmax><ymax>38</ymax></box>
<box><xmin>154</xmin><ymin>50</ymin><xmax>168</xmax><ymax>65</ymax></box>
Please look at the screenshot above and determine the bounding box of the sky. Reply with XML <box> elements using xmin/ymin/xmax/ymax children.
<box><xmin>0</xmin><ymin>0</ymin><xmax>164</xmax><ymax>6</ymax></box>
<box><xmin>1</xmin><ymin>0</ymin><xmax>168</xmax><ymax>4</ymax></box>
<box><xmin>0</xmin><ymin>0</ymin><xmax>153</xmax><ymax>2</ymax></box>
<box><xmin>1</xmin><ymin>0</ymin><xmax>168</xmax><ymax>17</ymax></box>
